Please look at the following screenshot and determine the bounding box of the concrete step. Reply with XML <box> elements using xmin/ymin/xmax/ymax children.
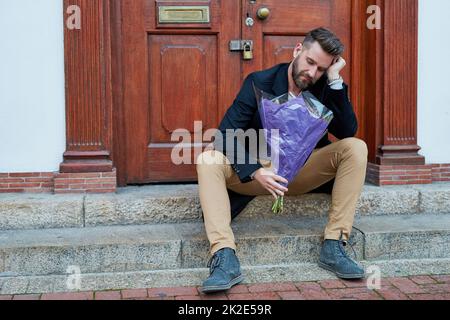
<box><xmin>3</xmin><ymin>259</ymin><xmax>450</xmax><ymax>295</ymax></box>
<box><xmin>1</xmin><ymin>183</ymin><xmax>450</xmax><ymax>230</ymax></box>
<box><xmin>1</xmin><ymin>213</ymin><xmax>450</xmax><ymax>294</ymax></box>
<box><xmin>0</xmin><ymin>216</ymin><xmax>361</xmax><ymax>276</ymax></box>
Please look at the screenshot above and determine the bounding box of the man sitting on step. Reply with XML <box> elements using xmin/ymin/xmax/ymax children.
<box><xmin>196</xmin><ymin>27</ymin><xmax>368</xmax><ymax>294</ymax></box>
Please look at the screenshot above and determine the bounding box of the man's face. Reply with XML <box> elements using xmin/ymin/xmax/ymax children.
<box><xmin>291</xmin><ymin>41</ymin><xmax>335</xmax><ymax>91</ymax></box>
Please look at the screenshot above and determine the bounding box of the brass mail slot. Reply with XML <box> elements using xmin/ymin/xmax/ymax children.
<box><xmin>158</xmin><ymin>6</ymin><xmax>210</xmax><ymax>24</ymax></box>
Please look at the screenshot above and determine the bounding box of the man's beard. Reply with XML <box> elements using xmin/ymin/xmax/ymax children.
<box><xmin>292</xmin><ymin>59</ymin><xmax>313</xmax><ymax>91</ymax></box>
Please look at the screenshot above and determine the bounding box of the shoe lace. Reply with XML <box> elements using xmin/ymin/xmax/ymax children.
<box><xmin>338</xmin><ymin>230</ymin><xmax>359</xmax><ymax>264</ymax></box>
<box><xmin>207</xmin><ymin>250</ymin><xmax>224</xmax><ymax>274</ymax></box>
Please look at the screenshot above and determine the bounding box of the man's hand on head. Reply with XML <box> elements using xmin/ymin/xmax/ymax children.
<box><xmin>327</xmin><ymin>56</ymin><xmax>346</xmax><ymax>80</ymax></box>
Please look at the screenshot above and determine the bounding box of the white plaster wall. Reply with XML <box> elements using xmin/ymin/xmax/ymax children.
<box><xmin>418</xmin><ymin>0</ymin><xmax>450</xmax><ymax>163</ymax></box>
<box><xmin>0</xmin><ymin>0</ymin><xmax>66</xmax><ymax>172</ymax></box>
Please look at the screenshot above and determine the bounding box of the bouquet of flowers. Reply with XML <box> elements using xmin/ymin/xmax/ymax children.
<box><xmin>254</xmin><ymin>85</ymin><xmax>334</xmax><ymax>214</ymax></box>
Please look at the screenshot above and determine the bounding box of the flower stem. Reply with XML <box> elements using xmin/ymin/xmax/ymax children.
<box><xmin>272</xmin><ymin>196</ymin><xmax>284</xmax><ymax>214</ymax></box>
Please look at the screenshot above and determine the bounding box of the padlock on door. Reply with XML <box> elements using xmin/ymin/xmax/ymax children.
<box><xmin>229</xmin><ymin>40</ymin><xmax>254</xmax><ymax>60</ymax></box>
<box><xmin>243</xmin><ymin>42</ymin><xmax>253</xmax><ymax>60</ymax></box>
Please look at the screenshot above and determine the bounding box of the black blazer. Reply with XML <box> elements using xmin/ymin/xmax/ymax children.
<box><xmin>213</xmin><ymin>63</ymin><xmax>358</xmax><ymax>219</ymax></box>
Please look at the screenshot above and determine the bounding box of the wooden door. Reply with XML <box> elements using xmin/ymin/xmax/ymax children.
<box><xmin>122</xmin><ymin>0</ymin><xmax>353</xmax><ymax>184</ymax></box>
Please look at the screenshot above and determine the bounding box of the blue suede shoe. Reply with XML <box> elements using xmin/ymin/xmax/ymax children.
<box><xmin>318</xmin><ymin>237</ymin><xmax>365</xmax><ymax>279</ymax></box>
<box><xmin>201</xmin><ymin>248</ymin><xmax>244</xmax><ymax>294</ymax></box>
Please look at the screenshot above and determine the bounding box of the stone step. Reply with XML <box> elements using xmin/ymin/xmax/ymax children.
<box><xmin>3</xmin><ymin>258</ymin><xmax>450</xmax><ymax>295</ymax></box>
<box><xmin>1</xmin><ymin>214</ymin><xmax>450</xmax><ymax>290</ymax></box>
<box><xmin>1</xmin><ymin>183</ymin><xmax>449</xmax><ymax>230</ymax></box>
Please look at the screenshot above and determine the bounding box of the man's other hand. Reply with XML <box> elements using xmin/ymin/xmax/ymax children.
<box><xmin>254</xmin><ymin>168</ymin><xmax>289</xmax><ymax>200</ymax></box>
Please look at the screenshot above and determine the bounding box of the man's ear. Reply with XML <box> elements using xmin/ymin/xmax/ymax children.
<box><xmin>293</xmin><ymin>43</ymin><xmax>303</xmax><ymax>58</ymax></box>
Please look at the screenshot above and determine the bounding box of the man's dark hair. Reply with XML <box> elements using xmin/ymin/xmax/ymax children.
<box><xmin>303</xmin><ymin>27</ymin><xmax>344</xmax><ymax>56</ymax></box>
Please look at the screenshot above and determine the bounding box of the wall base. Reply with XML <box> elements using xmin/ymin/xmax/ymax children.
<box><xmin>366</xmin><ymin>163</ymin><xmax>450</xmax><ymax>186</ymax></box>
<box><xmin>0</xmin><ymin>169</ymin><xmax>117</xmax><ymax>194</ymax></box>
<box><xmin>2</xmin><ymin>164</ymin><xmax>450</xmax><ymax>193</ymax></box>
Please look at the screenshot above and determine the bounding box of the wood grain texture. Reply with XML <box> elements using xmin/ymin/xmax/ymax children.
<box><xmin>363</xmin><ymin>0</ymin><xmax>424</xmax><ymax>165</ymax></box>
<box><xmin>383</xmin><ymin>0</ymin><xmax>417</xmax><ymax>145</ymax></box>
<box><xmin>62</xmin><ymin>0</ymin><xmax>114</xmax><ymax>172</ymax></box>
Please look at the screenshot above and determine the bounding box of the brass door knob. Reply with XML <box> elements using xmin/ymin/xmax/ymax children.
<box><xmin>256</xmin><ymin>7</ymin><xmax>270</xmax><ymax>20</ymax></box>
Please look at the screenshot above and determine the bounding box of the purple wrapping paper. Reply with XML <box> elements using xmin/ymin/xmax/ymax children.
<box><xmin>257</xmin><ymin>90</ymin><xmax>333</xmax><ymax>186</ymax></box>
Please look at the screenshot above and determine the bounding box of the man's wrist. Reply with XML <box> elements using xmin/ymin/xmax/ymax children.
<box><xmin>327</xmin><ymin>73</ymin><xmax>342</xmax><ymax>83</ymax></box>
<box><xmin>250</xmin><ymin>167</ymin><xmax>264</xmax><ymax>180</ymax></box>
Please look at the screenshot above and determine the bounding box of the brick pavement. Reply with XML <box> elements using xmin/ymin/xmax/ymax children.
<box><xmin>1</xmin><ymin>275</ymin><xmax>450</xmax><ymax>300</ymax></box>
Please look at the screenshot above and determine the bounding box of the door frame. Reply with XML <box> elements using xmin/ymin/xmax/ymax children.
<box><xmin>61</xmin><ymin>0</ymin><xmax>422</xmax><ymax>187</ymax></box>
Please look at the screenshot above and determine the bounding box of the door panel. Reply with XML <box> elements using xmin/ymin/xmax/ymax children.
<box><xmin>148</xmin><ymin>35</ymin><xmax>218</xmax><ymax>139</ymax></box>
<box><xmin>260</xmin><ymin>1</ymin><xmax>333</xmax><ymax>32</ymax></box>
<box><xmin>147</xmin><ymin>35</ymin><xmax>219</xmax><ymax>181</ymax></box>
<box><xmin>263</xmin><ymin>36</ymin><xmax>304</xmax><ymax>69</ymax></box>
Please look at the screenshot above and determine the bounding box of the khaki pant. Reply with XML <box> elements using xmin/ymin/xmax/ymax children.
<box><xmin>196</xmin><ymin>137</ymin><xmax>368</xmax><ymax>255</ymax></box>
